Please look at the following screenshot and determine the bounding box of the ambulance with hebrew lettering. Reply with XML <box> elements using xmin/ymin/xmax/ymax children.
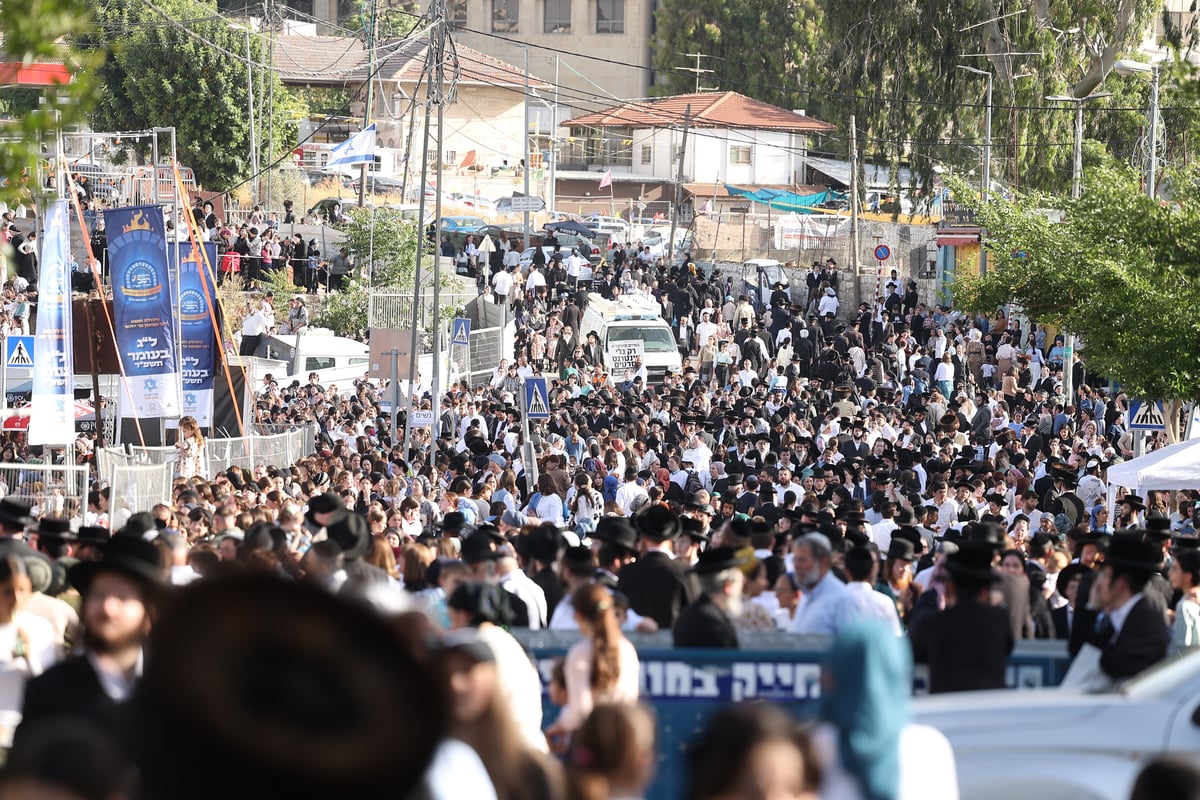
<box><xmin>581</xmin><ymin>293</ymin><xmax>681</xmax><ymax>385</ymax></box>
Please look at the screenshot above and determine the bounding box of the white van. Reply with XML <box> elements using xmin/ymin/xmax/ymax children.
<box><xmin>581</xmin><ymin>293</ymin><xmax>681</xmax><ymax>385</ymax></box>
<box><xmin>251</xmin><ymin>329</ymin><xmax>372</xmax><ymax>386</ymax></box>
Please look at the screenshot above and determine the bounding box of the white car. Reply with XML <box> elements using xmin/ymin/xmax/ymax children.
<box><xmin>912</xmin><ymin>649</ymin><xmax>1200</xmax><ymax>800</ymax></box>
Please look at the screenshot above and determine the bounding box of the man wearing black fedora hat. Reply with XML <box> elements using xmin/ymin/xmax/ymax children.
<box><xmin>16</xmin><ymin>537</ymin><xmax>165</xmax><ymax>747</ymax></box>
<box><xmin>910</xmin><ymin>540</ymin><xmax>1013</xmax><ymax>693</ymax></box>
<box><xmin>617</xmin><ymin>505</ymin><xmax>698</xmax><ymax>630</ymax></box>
<box><xmin>672</xmin><ymin>546</ymin><xmax>742</xmax><ymax>649</ymax></box>
<box><xmin>1075</xmin><ymin>532</ymin><xmax>1171</xmax><ymax>681</ymax></box>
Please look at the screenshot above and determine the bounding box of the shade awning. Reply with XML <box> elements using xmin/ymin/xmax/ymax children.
<box><xmin>936</xmin><ymin>234</ymin><xmax>979</xmax><ymax>247</ymax></box>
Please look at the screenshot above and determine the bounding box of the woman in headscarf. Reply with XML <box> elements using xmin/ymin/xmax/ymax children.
<box><xmin>811</xmin><ymin>620</ymin><xmax>959</xmax><ymax>800</ymax></box>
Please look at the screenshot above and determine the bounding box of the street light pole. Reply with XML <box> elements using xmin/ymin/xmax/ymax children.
<box><xmin>1044</xmin><ymin>89</ymin><xmax>1111</xmax><ymax>407</ymax></box>
<box><xmin>957</xmin><ymin>65</ymin><xmax>992</xmax><ymax>200</ymax></box>
<box><xmin>523</xmin><ymin>45</ymin><xmax>531</xmax><ymax>250</ymax></box>
<box><xmin>230</xmin><ymin>24</ymin><xmax>258</xmax><ymax>206</ymax></box>
<box><xmin>1113</xmin><ymin>59</ymin><xmax>1162</xmax><ymax>199</ymax></box>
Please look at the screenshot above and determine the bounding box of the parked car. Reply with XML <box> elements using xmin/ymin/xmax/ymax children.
<box><xmin>913</xmin><ymin>650</ymin><xmax>1200</xmax><ymax>800</ymax></box>
<box><xmin>439</xmin><ymin>215</ymin><xmax>488</xmax><ymax>232</ymax></box>
<box><xmin>306</xmin><ymin>198</ymin><xmax>354</xmax><ymax>225</ymax></box>
<box><xmin>356</xmin><ymin>175</ymin><xmax>405</xmax><ymax>194</ymax></box>
<box><xmin>458</xmin><ymin>194</ymin><xmax>497</xmax><ymax>215</ymax></box>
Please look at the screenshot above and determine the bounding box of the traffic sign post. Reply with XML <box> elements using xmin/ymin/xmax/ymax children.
<box><xmin>521</xmin><ymin>377</ymin><xmax>550</xmax><ymax>494</ymax></box>
<box><xmin>2</xmin><ymin>336</ymin><xmax>34</xmax><ymax>416</ymax></box>
<box><xmin>873</xmin><ymin>244</ymin><xmax>891</xmax><ymax>261</ymax></box>
<box><xmin>1128</xmin><ymin>400</ymin><xmax>1166</xmax><ymax>431</ymax></box>
<box><xmin>451</xmin><ymin>317</ymin><xmax>471</xmax><ymax>348</ymax></box>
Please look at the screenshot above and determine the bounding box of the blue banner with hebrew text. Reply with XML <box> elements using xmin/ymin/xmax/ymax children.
<box><xmin>105</xmin><ymin>205</ymin><xmax>180</xmax><ymax>418</ymax></box>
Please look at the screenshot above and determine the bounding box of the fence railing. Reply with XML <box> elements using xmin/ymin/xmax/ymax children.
<box><xmin>0</xmin><ymin>464</ymin><xmax>90</xmax><ymax>520</ymax></box>
<box><xmin>108</xmin><ymin>462</ymin><xmax>174</xmax><ymax>518</ymax></box>
<box><xmin>97</xmin><ymin>427</ymin><xmax>317</xmax><ymax>490</ymax></box>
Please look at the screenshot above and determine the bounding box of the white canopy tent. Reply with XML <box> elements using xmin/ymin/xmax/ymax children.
<box><xmin>1105</xmin><ymin>438</ymin><xmax>1200</xmax><ymax>516</ymax></box>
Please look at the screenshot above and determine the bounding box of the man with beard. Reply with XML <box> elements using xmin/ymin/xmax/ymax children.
<box><xmin>672</xmin><ymin>547</ymin><xmax>742</xmax><ymax>649</ymax></box>
<box><xmin>788</xmin><ymin>532</ymin><xmax>848</xmax><ymax>635</ymax></box>
<box><xmin>16</xmin><ymin>536</ymin><xmax>164</xmax><ymax>744</ymax></box>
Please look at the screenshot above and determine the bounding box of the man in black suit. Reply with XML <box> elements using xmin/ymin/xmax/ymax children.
<box><xmin>1078</xmin><ymin>533</ymin><xmax>1170</xmax><ymax>681</ymax></box>
<box><xmin>617</xmin><ymin>505</ymin><xmax>699</xmax><ymax>629</ymax></box>
<box><xmin>673</xmin><ymin>547</ymin><xmax>741</xmax><ymax>649</ymax></box>
<box><xmin>16</xmin><ymin>536</ymin><xmax>165</xmax><ymax>747</ymax></box>
<box><xmin>910</xmin><ymin>541</ymin><xmax>1014</xmax><ymax>693</ymax></box>
<box><xmin>1052</xmin><ymin>564</ymin><xmax>1088</xmax><ymax>642</ymax></box>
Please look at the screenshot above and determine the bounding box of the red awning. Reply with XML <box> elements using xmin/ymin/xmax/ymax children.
<box><xmin>0</xmin><ymin>62</ymin><xmax>71</xmax><ymax>87</ymax></box>
<box><xmin>937</xmin><ymin>234</ymin><xmax>979</xmax><ymax>247</ymax></box>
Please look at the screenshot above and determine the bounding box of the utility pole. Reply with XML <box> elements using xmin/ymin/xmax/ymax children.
<box><xmin>676</xmin><ymin>52</ymin><xmax>715</xmax><ymax>93</ymax></box>
<box><xmin>404</xmin><ymin>33</ymin><xmax>436</xmax><ymax>463</ymax></box>
<box><xmin>523</xmin><ymin>45</ymin><xmax>531</xmax><ymax>249</ymax></box>
<box><xmin>430</xmin><ymin>0</ymin><xmax>447</xmax><ymax>441</ymax></box>
<box><xmin>358</xmin><ymin>0</ymin><xmax>377</xmax><ymax>208</ymax></box>
<box><xmin>667</xmin><ymin>104</ymin><xmax>690</xmax><ymax>267</ymax></box>
<box><xmin>548</xmin><ymin>54</ymin><xmax>558</xmax><ymax>215</ymax></box>
<box><xmin>848</xmin><ymin>114</ymin><xmax>861</xmax><ymax>285</ymax></box>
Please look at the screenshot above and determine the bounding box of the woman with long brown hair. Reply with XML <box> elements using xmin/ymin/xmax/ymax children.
<box><xmin>547</xmin><ymin>583</ymin><xmax>641</xmax><ymax>746</ymax></box>
<box><xmin>565</xmin><ymin>703</ymin><xmax>657</xmax><ymax>800</ymax></box>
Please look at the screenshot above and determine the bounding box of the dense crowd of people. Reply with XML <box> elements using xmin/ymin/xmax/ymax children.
<box><xmin>1</xmin><ymin>194</ymin><xmax>1199</xmax><ymax>798</ymax></box>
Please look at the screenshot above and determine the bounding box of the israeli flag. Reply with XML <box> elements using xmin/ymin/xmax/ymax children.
<box><xmin>327</xmin><ymin>123</ymin><xmax>377</xmax><ymax>167</ymax></box>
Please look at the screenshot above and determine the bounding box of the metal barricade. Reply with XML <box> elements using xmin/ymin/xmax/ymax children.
<box><xmin>108</xmin><ymin>462</ymin><xmax>174</xmax><ymax>517</ymax></box>
<box><xmin>0</xmin><ymin>464</ymin><xmax>89</xmax><ymax>520</ymax></box>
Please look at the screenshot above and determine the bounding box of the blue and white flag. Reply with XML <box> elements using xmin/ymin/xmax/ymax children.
<box><xmin>29</xmin><ymin>199</ymin><xmax>75</xmax><ymax>446</ymax></box>
<box><xmin>327</xmin><ymin>123</ymin><xmax>377</xmax><ymax>167</ymax></box>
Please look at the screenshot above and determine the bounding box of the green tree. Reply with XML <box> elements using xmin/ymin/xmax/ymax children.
<box><xmin>652</xmin><ymin>0</ymin><xmax>822</xmax><ymax>109</ymax></box>
<box><xmin>83</xmin><ymin>0</ymin><xmax>288</xmax><ymax>190</ymax></box>
<box><xmin>811</xmin><ymin>0</ymin><xmax>1160</xmax><ymax>199</ymax></box>
<box><xmin>950</xmin><ymin>164</ymin><xmax>1200</xmax><ymax>404</ymax></box>
<box><xmin>315</xmin><ymin>208</ymin><xmax>461</xmax><ymax>338</ymax></box>
<box><xmin>0</xmin><ymin>0</ymin><xmax>97</xmax><ymax>209</ymax></box>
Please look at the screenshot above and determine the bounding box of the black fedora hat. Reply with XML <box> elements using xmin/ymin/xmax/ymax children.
<box><xmin>127</xmin><ymin>576</ymin><xmax>446</xmax><ymax>800</ymax></box>
<box><xmin>33</xmin><ymin>516</ymin><xmax>75</xmax><ymax>541</ymax></box>
<box><xmin>886</xmin><ymin>538</ymin><xmax>915</xmax><ymax>562</ymax></box>
<box><xmin>893</xmin><ymin>505</ymin><xmax>919</xmax><ymax>527</ymax></box>
<box><xmin>680</xmin><ymin>516</ymin><xmax>710</xmax><ymax>543</ymax></box>
<box><xmin>306</xmin><ymin>491</ymin><xmax>343</xmax><ymax>515</ymax></box>
<box><xmin>591</xmin><ymin>516</ymin><xmax>637</xmax><ymax>552</ymax></box>
<box><xmin>0</xmin><ymin>498</ymin><xmax>30</xmax><ymax>531</ymax></box>
<box><xmin>691</xmin><ymin>545</ymin><xmax>742</xmax><ymax>575</ymax></box>
<box><xmin>68</xmin><ymin>536</ymin><xmax>165</xmax><ymax>594</ymax></box>
<box><xmin>1144</xmin><ymin>516</ymin><xmax>1173</xmax><ymax>541</ymax></box>
<box><xmin>324</xmin><ymin>510</ymin><xmax>372</xmax><ymax>561</ymax></box>
<box><xmin>76</xmin><ymin>525</ymin><xmax>111</xmax><ymax>546</ymax></box>
<box><xmin>944</xmin><ymin>541</ymin><xmax>999</xmax><ymax>584</ymax></box>
<box><xmin>633</xmin><ymin>504</ymin><xmax>681</xmax><ymax>542</ymax></box>
<box><xmin>460</xmin><ymin>533</ymin><xmax>497</xmax><ymax>565</ymax></box>
<box><xmin>1103</xmin><ymin>532</ymin><xmax>1163</xmax><ymax>573</ymax></box>
<box><xmin>1119</xmin><ymin>494</ymin><xmax>1147</xmax><ymax>511</ymax></box>
<box><xmin>439</xmin><ymin>511</ymin><xmax>467</xmax><ymax>535</ymax></box>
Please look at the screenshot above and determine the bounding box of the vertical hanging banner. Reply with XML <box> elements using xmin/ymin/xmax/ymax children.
<box><xmin>105</xmin><ymin>205</ymin><xmax>181</xmax><ymax>418</ymax></box>
<box><xmin>28</xmin><ymin>200</ymin><xmax>75</xmax><ymax>446</ymax></box>
<box><xmin>173</xmin><ymin>241</ymin><xmax>219</xmax><ymax>425</ymax></box>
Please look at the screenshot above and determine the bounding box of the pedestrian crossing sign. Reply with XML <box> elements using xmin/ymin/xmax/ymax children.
<box><xmin>451</xmin><ymin>317</ymin><xmax>471</xmax><ymax>347</ymax></box>
<box><xmin>1128</xmin><ymin>400</ymin><xmax>1166</xmax><ymax>431</ymax></box>
<box><xmin>5</xmin><ymin>336</ymin><xmax>33</xmax><ymax>368</ymax></box>
<box><xmin>524</xmin><ymin>377</ymin><xmax>550</xmax><ymax>420</ymax></box>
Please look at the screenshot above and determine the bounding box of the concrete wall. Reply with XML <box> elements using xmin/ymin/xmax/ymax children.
<box><xmin>692</xmin><ymin>214</ymin><xmax>941</xmax><ymax>316</ymax></box>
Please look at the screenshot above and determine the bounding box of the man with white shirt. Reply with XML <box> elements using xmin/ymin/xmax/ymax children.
<box><xmin>834</xmin><ymin>545</ymin><xmax>903</xmax><ymax>635</ymax></box>
<box><xmin>492</xmin><ymin>265</ymin><xmax>514</xmax><ymax>305</ymax></box>
<box><xmin>789</xmin><ymin>533</ymin><xmax>848</xmax><ymax>636</ymax></box>
<box><xmin>614</xmin><ymin>467</ymin><xmax>649</xmax><ymax>516</ymax></box>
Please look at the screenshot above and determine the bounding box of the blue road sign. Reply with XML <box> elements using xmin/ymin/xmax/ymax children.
<box><xmin>524</xmin><ymin>377</ymin><xmax>550</xmax><ymax>420</ymax></box>
<box><xmin>874</xmin><ymin>244</ymin><xmax>891</xmax><ymax>261</ymax></box>
<box><xmin>451</xmin><ymin>317</ymin><xmax>471</xmax><ymax>347</ymax></box>
<box><xmin>5</xmin><ymin>336</ymin><xmax>33</xmax><ymax>369</ymax></box>
<box><xmin>1128</xmin><ymin>400</ymin><xmax>1166</xmax><ymax>431</ymax></box>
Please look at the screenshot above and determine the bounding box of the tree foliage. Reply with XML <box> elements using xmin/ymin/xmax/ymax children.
<box><xmin>654</xmin><ymin>0</ymin><xmax>1165</xmax><ymax>198</ymax></box>
<box><xmin>314</xmin><ymin>208</ymin><xmax>460</xmax><ymax>338</ymax></box>
<box><xmin>0</xmin><ymin>0</ymin><xmax>98</xmax><ymax>209</ymax></box>
<box><xmin>651</xmin><ymin>0</ymin><xmax>822</xmax><ymax>109</ymax></box>
<box><xmin>83</xmin><ymin>0</ymin><xmax>288</xmax><ymax>190</ymax></box>
<box><xmin>951</xmin><ymin>165</ymin><xmax>1200</xmax><ymax>402</ymax></box>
